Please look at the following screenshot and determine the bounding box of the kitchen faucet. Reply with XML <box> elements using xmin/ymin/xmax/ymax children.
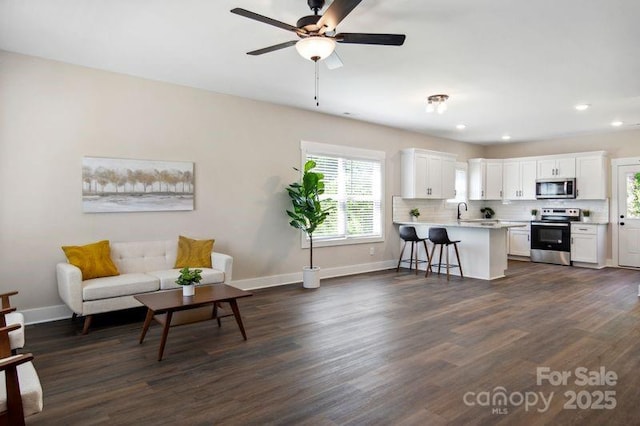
<box><xmin>457</xmin><ymin>202</ymin><xmax>468</xmax><ymax>220</ymax></box>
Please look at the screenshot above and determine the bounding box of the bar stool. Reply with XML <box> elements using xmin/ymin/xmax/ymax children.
<box><xmin>426</xmin><ymin>227</ymin><xmax>463</xmax><ymax>281</ymax></box>
<box><xmin>396</xmin><ymin>226</ymin><xmax>431</xmax><ymax>274</ymax></box>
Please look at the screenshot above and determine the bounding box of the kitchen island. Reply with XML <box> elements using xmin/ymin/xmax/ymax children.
<box><xmin>395</xmin><ymin>220</ymin><xmax>526</xmax><ymax>280</ymax></box>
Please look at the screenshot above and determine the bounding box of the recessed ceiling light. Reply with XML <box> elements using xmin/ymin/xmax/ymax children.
<box><xmin>456</xmin><ymin>124</ymin><xmax>466</xmax><ymax>130</ymax></box>
<box><xmin>501</xmin><ymin>135</ymin><xmax>511</xmax><ymax>141</ymax></box>
<box><xmin>575</xmin><ymin>104</ymin><xmax>591</xmax><ymax>111</ymax></box>
<box><xmin>611</xmin><ymin>120</ymin><xmax>623</xmax><ymax>127</ymax></box>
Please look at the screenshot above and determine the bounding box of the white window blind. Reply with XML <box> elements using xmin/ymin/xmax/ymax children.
<box><xmin>301</xmin><ymin>141</ymin><xmax>385</xmax><ymax>246</ymax></box>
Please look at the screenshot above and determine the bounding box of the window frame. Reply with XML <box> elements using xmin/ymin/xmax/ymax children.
<box><xmin>299</xmin><ymin>140</ymin><xmax>386</xmax><ymax>248</ymax></box>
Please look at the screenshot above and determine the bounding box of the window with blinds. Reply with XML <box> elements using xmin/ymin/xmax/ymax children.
<box><xmin>301</xmin><ymin>141</ymin><xmax>385</xmax><ymax>246</ymax></box>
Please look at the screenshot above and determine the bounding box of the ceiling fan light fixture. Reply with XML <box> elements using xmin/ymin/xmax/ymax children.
<box><xmin>426</xmin><ymin>94</ymin><xmax>449</xmax><ymax>114</ymax></box>
<box><xmin>295</xmin><ymin>36</ymin><xmax>336</xmax><ymax>62</ymax></box>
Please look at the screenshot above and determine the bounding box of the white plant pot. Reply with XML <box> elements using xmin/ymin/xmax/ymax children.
<box><xmin>583</xmin><ymin>217</ymin><xmax>591</xmax><ymax>222</ymax></box>
<box><xmin>411</xmin><ymin>216</ymin><xmax>418</xmax><ymax>222</ymax></box>
<box><xmin>182</xmin><ymin>284</ymin><xmax>195</xmax><ymax>297</ymax></box>
<box><xmin>303</xmin><ymin>266</ymin><xmax>321</xmax><ymax>289</ymax></box>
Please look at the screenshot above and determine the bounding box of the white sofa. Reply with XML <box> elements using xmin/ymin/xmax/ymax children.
<box><xmin>56</xmin><ymin>239</ymin><xmax>233</xmax><ymax>333</ymax></box>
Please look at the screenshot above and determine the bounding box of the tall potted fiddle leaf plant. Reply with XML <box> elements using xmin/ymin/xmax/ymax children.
<box><xmin>286</xmin><ymin>160</ymin><xmax>335</xmax><ymax>288</ymax></box>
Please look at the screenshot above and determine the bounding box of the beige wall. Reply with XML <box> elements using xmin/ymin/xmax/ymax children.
<box><xmin>483</xmin><ymin>129</ymin><xmax>640</xmax><ymax>159</ymax></box>
<box><xmin>0</xmin><ymin>51</ymin><xmax>484</xmax><ymax>312</ymax></box>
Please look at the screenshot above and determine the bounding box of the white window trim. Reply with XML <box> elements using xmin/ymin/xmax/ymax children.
<box><xmin>300</xmin><ymin>140</ymin><xmax>386</xmax><ymax>248</ymax></box>
<box><xmin>446</xmin><ymin>161</ymin><xmax>468</xmax><ymax>206</ymax></box>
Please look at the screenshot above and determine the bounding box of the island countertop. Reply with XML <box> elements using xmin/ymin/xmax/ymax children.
<box><xmin>394</xmin><ymin>220</ymin><xmax>527</xmax><ymax>229</ymax></box>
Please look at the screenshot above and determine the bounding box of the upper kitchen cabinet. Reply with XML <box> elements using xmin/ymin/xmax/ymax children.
<box><xmin>401</xmin><ymin>148</ymin><xmax>457</xmax><ymax>199</ymax></box>
<box><xmin>575</xmin><ymin>152</ymin><xmax>608</xmax><ymax>199</ymax></box>
<box><xmin>468</xmin><ymin>159</ymin><xmax>503</xmax><ymax>200</ymax></box>
<box><xmin>537</xmin><ymin>156</ymin><xmax>576</xmax><ymax>179</ymax></box>
<box><xmin>503</xmin><ymin>158</ymin><xmax>537</xmax><ymax>200</ymax></box>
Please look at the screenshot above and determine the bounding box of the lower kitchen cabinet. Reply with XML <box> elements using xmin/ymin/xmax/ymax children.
<box><xmin>571</xmin><ymin>223</ymin><xmax>607</xmax><ymax>268</ymax></box>
<box><xmin>508</xmin><ymin>224</ymin><xmax>531</xmax><ymax>257</ymax></box>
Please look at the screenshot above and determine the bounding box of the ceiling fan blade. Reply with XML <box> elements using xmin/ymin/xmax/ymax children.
<box><xmin>231</xmin><ymin>8</ymin><xmax>304</xmax><ymax>35</ymax></box>
<box><xmin>324</xmin><ymin>51</ymin><xmax>344</xmax><ymax>70</ymax></box>
<box><xmin>246</xmin><ymin>40</ymin><xmax>298</xmax><ymax>56</ymax></box>
<box><xmin>316</xmin><ymin>0</ymin><xmax>363</xmax><ymax>32</ymax></box>
<box><xmin>336</xmin><ymin>33</ymin><xmax>406</xmax><ymax>46</ymax></box>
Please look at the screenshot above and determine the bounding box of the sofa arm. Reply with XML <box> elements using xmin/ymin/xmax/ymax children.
<box><xmin>56</xmin><ymin>263</ymin><xmax>84</xmax><ymax>315</ymax></box>
<box><xmin>211</xmin><ymin>253</ymin><xmax>233</xmax><ymax>284</ymax></box>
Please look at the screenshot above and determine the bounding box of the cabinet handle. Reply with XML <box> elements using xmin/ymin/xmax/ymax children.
<box><xmin>481</xmin><ymin>190</ymin><xmax>484</xmax><ymax>197</ymax></box>
<box><xmin>571</xmin><ymin>237</ymin><xmax>574</xmax><ymax>244</ymax></box>
<box><xmin>527</xmin><ymin>235</ymin><xmax>530</xmax><ymax>241</ymax></box>
<box><xmin>576</xmin><ymin>189</ymin><xmax>579</xmax><ymax>197</ymax></box>
<box><xmin>500</xmin><ymin>190</ymin><xmax>503</xmax><ymax>197</ymax></box>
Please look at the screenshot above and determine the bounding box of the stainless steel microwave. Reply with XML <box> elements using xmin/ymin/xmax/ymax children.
<box><xmin>535</xmin><ymin>178</ymin><xmax>576</xmax><ymax>199</ymax></box>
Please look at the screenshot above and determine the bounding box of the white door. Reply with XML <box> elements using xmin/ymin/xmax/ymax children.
<box><xmin>618</xmin><ymin>164</ymin><xmax>640</xmax><ymax>267</ymax></box>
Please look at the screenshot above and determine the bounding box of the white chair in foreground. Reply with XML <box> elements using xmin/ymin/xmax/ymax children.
<box><xmin>0</xmin><ymin>321</ymin><xmax>43</xmax><ymax>425</ymax></box>
<box><xmin>0</xmin><ymin>291</ymin><xmax>24</xmax><ymax>353</ymax></box>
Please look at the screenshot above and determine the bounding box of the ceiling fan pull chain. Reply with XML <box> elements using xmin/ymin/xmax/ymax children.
<box><xmin>313</xmin><ymin>61</ymin><xmax>320</xmax><ymax>107</ymax></box>
<box><xmin>315</xmin><ymin>59</ymin><xmax>320</xmax><ymax>107</ymax></box>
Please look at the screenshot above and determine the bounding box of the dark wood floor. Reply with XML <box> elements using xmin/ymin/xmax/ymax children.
<box><xmin>23</xmin><ymin>261</ymin><xmax>640</xmax><ymax>425</ymax></box>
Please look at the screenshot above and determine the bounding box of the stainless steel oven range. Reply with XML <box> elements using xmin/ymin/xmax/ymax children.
<box><xmin>530</xmin><ymin>208</ymin><xmax>580</xmax><ymax>266</ymax></box>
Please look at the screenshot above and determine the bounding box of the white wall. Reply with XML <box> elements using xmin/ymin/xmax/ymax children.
<box><xmin>0</xmin><ymin>51</ymin><xmax>484</xmax><ymax>316</ymax></box>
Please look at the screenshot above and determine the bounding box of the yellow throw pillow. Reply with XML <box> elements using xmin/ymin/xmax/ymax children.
<box><xmin>61</xmin><ymin>240</ymin><xmax>120</xmax><ymax>280</ymax></box>
<box><xmin>175</xmin><ymin>236</ymin><xmax>214</xmax><ymax>268</ymax></box>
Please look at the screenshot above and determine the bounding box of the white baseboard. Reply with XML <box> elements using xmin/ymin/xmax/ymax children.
<box><xmin>23</xmin><ymin>260</ymin><xmax>398</xmax><ymax>324</ymax></box>
<box><xmin>231</xmin><ymin>260</ymin><xmax>397</xmax><ymax>290</ymax></box>
<box><xmin>23</xmin><ymin>304</ymin><xmax>73</xmax><ymax>325</ymax></box>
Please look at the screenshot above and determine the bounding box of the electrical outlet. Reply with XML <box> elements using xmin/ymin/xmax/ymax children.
<box><xmin>369</xmin><ymin>247</ymin><xmax>375</xmax><ymax>256</ymax></box>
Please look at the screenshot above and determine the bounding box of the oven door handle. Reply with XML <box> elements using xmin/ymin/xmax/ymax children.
<box><xmin>531</xmin><ymin>222</ymin><xmax>570</xmax><ymax>227</ymax></box>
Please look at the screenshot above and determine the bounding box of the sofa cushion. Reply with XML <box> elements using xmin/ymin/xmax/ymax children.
<box><xmin>148</xmin><ymin>269</ymin><xmax>225</xmax><ymax>290</ymax></box>
<box><xmin>62</xmin><ymin>240</ymin><xmax>120</xmax><ymax>280</ymax></box>
<box><xmin>111</xmin><ymin>240</ymin><xmax>176</xmax><ymax>274</ymax></box>
<box><xmin>82</xmin><ymin>273</ymin><xmax>159</xmax><ymax>301</ymax></box>
<box><xmin>174</xmin><ymin>236</ymin><xmax>214</xmax><ymax>268</ymax></box>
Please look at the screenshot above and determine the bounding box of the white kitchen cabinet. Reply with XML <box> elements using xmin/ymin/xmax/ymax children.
<box><xmin>537</xmin><ymin>157</ymin><xmax>576</xmax><ymax>179</ymax></box>
<box><xmin>468</xmin><ymin>159</ymin><xmax>503</xmax><ymax>200</ymax></box>
<box><xmin>401</xmin><ymin>148</ymin><xmax>457</xmax><ymax>199</ymax></box>
<box><xmin>576</xmin><ymin>153</ymin><xmax>608</xmax><ymax>200</ymax></box>
<box><xmin>571</xmin><ymin>223</ymin><xmax>607</xmax><ymax>268</ymax></box>
<box><xmin>508</xmin><ymin>224</ymin><xmax>531</xmax><ymax>257</ymax></box>
<box><xmin>503</xmin><ymin>159</ymin><xmax>537</xmax><ymax>200</ymax></box>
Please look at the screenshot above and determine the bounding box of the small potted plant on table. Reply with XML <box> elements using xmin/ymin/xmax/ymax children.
<box><xmin>176</xmin><ymin>267</ymin><xmax>202</xmax><ymax>297</ymax></box>
<box><xmin>531</xmin><ymin>209</ymin><xmax>538</xmax><ymax>220</ymax></box>
<box><xmin>410</xmin><ymin>208</ymin><xmax>420</xmax><ymax>222</ymax></box>
<box><xmin>582</xmin><ymin>209</ymin><xmax>591</xmax><ymax>222</ymax></box>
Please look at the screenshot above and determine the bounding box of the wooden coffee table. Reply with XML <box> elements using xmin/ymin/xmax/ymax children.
<box><xmin>134</xmin><ymin>284</ymin><xmax>252</xmax><ymax>361</ymax></box>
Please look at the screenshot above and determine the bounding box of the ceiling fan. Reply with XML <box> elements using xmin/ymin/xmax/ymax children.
<box><xmin>231</xmin><ymin>0</ymin><xmax>406</xmax><ymax>69</ymax></box>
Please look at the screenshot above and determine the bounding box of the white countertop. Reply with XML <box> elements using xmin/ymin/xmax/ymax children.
<box><xmin>394</xmin><ymin>220</ymin><xmax>526</xmax><ymax>229</ymax></box>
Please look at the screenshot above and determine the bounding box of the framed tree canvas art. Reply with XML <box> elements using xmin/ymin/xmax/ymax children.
<box><xmin>82</xmin><ymin>157</ymin><xmax>194</xmax><ymax>213</ymax></box>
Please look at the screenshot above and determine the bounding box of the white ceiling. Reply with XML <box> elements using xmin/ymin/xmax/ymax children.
<box><xmin>1</xmin><ymin>0</ymin><xmax>639</xmax><ymax>144</ymax></box>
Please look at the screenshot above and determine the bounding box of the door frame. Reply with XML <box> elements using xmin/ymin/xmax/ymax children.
<box><xmin>611</xmin><ymin>157</ymin><xmax>640</xmax><ymax>267</ymax></box>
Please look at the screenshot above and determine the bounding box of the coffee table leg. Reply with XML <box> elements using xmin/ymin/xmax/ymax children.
<box><xmin>212</xmin><ymin>303</ymin><xmax>221</xmax><ymax>327</ymax></box>
<box><xmin>158</xmin><ymin>310</ymin><xmax>173</xmax><ymax>361</ymax></box>
<box><xmin>139</xmin><ymin>308</ymin><xmax>154</xmax><ymax>344</ymax></box>
<box><xmin>229</xmin><ymin>299</ymin><xmax>247</xmax><ymax>340</ymax></box>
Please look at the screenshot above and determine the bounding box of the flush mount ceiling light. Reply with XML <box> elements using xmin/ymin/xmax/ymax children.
<box><xmin>501</xmin><ymin>135</ymin><xmax>512</xmax><ymax>141</ymax></box>
<box><xmin>611</xmin><ymin>120</ymin><xmax>624</xmax><ymax>127</ymax></box>
<box><xmin>295</xmin><ymin>36</ymin><xmax>336</xmax><ymax>62</ymax></box>
<box><xmin>426</xmin><ymin>94</ymin><xmax>449</xmax><ymax>114</ymax></box>
<box><xmin>575</xmin><ymin>104</ymin><xmax>591</xmax><ymax>111</ymax></box>
<box><xmin>456</xmin><ymin>124</ymin><xmax>466</xmax><ymax>130</ymax></box>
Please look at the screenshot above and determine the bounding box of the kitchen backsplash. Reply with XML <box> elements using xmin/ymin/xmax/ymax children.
<box><xmin>392</xmin><ymin>196</ymin><xmax>609</xmax><ymax>223</ymax></box>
